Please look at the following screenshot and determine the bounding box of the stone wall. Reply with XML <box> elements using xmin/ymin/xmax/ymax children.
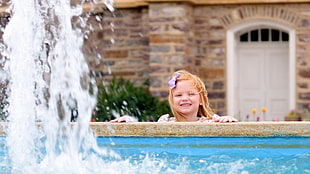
<box><xmin>193</xmin><ymin>5</ymin><xmax>228</xmax><ymax>113</ymax></box>
<box><xmin>84</xmin><ymin>8</ymin><xmax>150</xmax><ymax>86</ymax></box>
<box><xmin>83</xmin><ymin>2</ymin><xmax>310</xmax><ymax>115</ymax></box>
<box><xmin>0</xmin><ymin>1</ymin><xmax>310</xmax><ymax>115</ymax></box>
<box><xmin>295</xmin><ymin>4</ymin><xmax>310</xmax><ymax>112</ymax></box>
<box><xmin>148</xmin><ymin>3</ymin><xmax>196</xmax><ymax>98</ymax></box>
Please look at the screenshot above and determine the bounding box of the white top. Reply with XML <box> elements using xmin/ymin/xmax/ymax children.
<box><xmin>157</xmin><ymin>114</ymin><xmax>220</xmax><ymax>122</ymax></box>
<box><xmin>114</xmin><ymin>114</ymin><xmax>221</xmax><ymax>123</ymax></box>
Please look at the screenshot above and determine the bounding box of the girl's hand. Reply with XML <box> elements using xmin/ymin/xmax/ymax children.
<box><xmin>214</xmin><ymin>116</ymin><xmax>238</xmax><ymax>123</ymax></box>
<box><xmin>109</xmin><ymin>115</ymin><xmax>137</xmax><ymax>123</ymax></box>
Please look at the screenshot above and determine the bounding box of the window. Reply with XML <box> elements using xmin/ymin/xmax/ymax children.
<box><xmin>240</xmin><ymin>33</ymin><xmax>248</xmax><ymax>42</ymax></box>
<box><xmin>271</xmin><ymin>29</ymin><xmax>280</xmax><ymax>41</ymax></box>
<box><xmin>261</xmin><ymin>29</ymin><xmax>269</xmax><ymax>42</ymax></box>
<box><xmin>250</xmin><ymin>30</ymin><xmax>258</xmax><ymax>42</ymax></box>
<box><xmin>239</xmin><ymin>28</ymin><xmax>289</xmax><ymax>42</ymax></box>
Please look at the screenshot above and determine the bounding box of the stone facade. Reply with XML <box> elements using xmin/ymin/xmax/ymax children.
<box><xmin>1</xmin><ymin>1</ymin><xmax>310</xmax><ymax>115</ymax></box>
<box><xmin>83</xmin><ymin>8</ymin><xmax>150</xmax><ymax>87</ymax></box>
<box><xmin>82</xmin><ymin>1</ymin><xmax>310</xmax><ymax>115</ymax></box>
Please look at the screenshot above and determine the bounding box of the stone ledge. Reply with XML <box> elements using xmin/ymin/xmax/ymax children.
<box><xmin>90</xmin><ymin>122</ymin><xmax>310</xmax><ymax>137</ymax></box>
<box><xmin>1</xmin><ymin>122</ymin><xmax>309</xmax><ymax>137</ymax></box>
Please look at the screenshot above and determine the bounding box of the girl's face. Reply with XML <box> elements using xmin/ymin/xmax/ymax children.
<box><xmin>172</xmin><ymin>79</ymin><xmax>201</xmax><ymax>121</ymax></box>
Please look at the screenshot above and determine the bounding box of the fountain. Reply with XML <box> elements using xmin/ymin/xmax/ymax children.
<box><xmin>0</xmin><ymin>1</ymin><xmax>193</xmax><ymax>173</ymax></box>
<box><xmin>1</xmin><ymin>0</ymin><xmax>310</xmax><ymax>173</ymax></box>
<box><xmin>0</xmin><ymin>0</ymin><xmax>125</xmax><ymax>173</ymax></box>
<box><xmin>0</xmin><ymin>1</ymin><xmax>192</xmax><ymax>173</ymax></box>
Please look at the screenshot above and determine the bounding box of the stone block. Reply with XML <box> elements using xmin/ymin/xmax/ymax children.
<box><xmin>150</xmin><ymin>45</ymin><xmax>170</xmax><ymax>53</ymax></box>
<box><xmin>150</xmin><ymin>55</ymin><xmax>162</xmax><ymax>63</ymax></box>
<box><xmin>150</xmin><ymin>67</ymin><xmax>170</xmax><ymax>73</ymax></box>
<box><xmin>104</xmin><ymin>50</ymin><xmax>128</xmax><ymax>58</ymax></box>
<box><xmin>299</xmin><ymin>93</ymin><xmax>310</xmax><ymax>100</ymax></box>
<box><xmin>162</xmin><ymin>6</ymin><xmax>186</xmax><ymax>17</ymax></box>
<box><xmin>172</xmin><ymin>24</ymin><xmax>190</xmax><ymax>32</ymax></box>
<box><xmin>298</xmin><ymin>34</ymin><xmax>310</xmax><ymax>42</ymax></box>
<box><xmin>298</xmin><ymin>69</ymin><xmax>310</xmax><ymax>78</ymax></box>
<box><xmin>198</xmin><ymin>68</ymin><xmax>224</xmax><ymax>79</ymax></box>
<box><xmin>298</xmin><ymin>83</ymin><xmax>308</xmax><ymax>89</ymax></box>
<box><xmin>300</xmin><ymin>19</ymin><xmax>310</xmax><ymax>28</ymax></box>
<box><xmin>150</xmin><ymin>34</ymin><xmax>185</xmax><ymax>44</ymax></box>
<box><xmin>208</xmin><ymin>92</ymin><xmax>225</xmax><ymax>99</ymax></box>
<box><xmin>213</xmin><ymin>81</ymin><xmax>224</xmax><ymax>90</ymax></box>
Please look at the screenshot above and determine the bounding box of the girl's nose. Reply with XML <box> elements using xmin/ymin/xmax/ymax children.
<box><xmin>181</xmin><ymin>95</ymin><xmax>189</xmax><ymax>101</ymax></box>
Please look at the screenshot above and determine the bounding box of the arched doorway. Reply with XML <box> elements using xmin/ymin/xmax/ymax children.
<box><xmin>227</xmin><ymin>20</ymin><xmax>296</xmax><ymax>121</ymax></box>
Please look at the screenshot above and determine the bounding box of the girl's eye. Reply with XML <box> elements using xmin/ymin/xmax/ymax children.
<box><xmin>175</xmin><ymin>94</ymin><xmax>182</xmax><ymax>97</ymax></box>
<box><xmin>189</xmin><ymin>93</ymin><xmax>196</xmax><ymax>96</ymax></box>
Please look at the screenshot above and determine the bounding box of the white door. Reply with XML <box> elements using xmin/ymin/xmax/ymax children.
<box><xmin>237</xmin><ymin>43</ymin><xmax>289</xmax><ymax>121</ymax></box>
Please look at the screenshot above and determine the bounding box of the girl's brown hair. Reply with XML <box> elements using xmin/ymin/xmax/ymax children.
<box><xmin>168</xmin><ymin>70</ymin><xmax>214</xmax><ymax>121</ymax></box>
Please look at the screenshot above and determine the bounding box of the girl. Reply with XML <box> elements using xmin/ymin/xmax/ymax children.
<box><xmin>110</xmin><ymin>70</ymin><xmax>238</xmax><ymax>123</ymax></box>
<box><xmin>158</xmin><ymin>70</ymin><xmax>237</xmax><ymax>123</ymax></box>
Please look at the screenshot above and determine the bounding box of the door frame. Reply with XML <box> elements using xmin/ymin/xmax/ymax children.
<box><xmin>227</xmin><ymin>20</ymin><xmax>296</xmax><ymax>117</ymax></box>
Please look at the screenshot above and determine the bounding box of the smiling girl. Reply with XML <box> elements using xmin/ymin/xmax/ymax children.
<box><xmin>110</xmin><ymin>70</ymin><xmax>238</xmax><ymax>123</ymax></box>
<box><xmin>158</xmin><ymin>70</ymin><xmax>237</xmax><ymax>123</ymax></box>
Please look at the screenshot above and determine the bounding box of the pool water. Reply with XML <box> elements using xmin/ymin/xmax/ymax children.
<box><xmin>97</xmin><ymin>137</ymin><xmax>310</xmax><ymax>173</ymax></box>
<box><xmin>1</xmin><ymin>136</ymin><xmax>310</xmax><ymax>173</ymax></box>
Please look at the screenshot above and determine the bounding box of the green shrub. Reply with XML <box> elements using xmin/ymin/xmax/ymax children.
<box><xmin>93</xmin><ymin>77</ymin><xmax>171</xmax><ymax>122</ymax></box>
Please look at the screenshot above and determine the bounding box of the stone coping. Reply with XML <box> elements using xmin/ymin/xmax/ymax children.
<box><xmin>1</xmin><ymin>122</ymin><xmax>310</xmax><ymax>137</ymax></box>
<box><xmin>1</xmin><ymin>0</ymin><xmax>310</xmax><ymax>16</ymax></box>
<box><xmin>105</xmin><ymin>0</ymin><xmax>310</xmax><ymax>8</ymax></box>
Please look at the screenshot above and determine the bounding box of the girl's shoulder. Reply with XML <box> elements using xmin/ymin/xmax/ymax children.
<box><xmin>157</xmin><ymin>114</ymin><xmax>176</xmax><ymax>122</ymax></box>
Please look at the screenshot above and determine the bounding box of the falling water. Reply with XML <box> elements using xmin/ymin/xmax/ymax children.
<box><xmin>2</xmin><ymin>0</ymin><xmax>120</xmax><ymax>173</ymax></box>
<box><xmin>1</xmin><ymin>1</ymin><xmax>178</xmax><ymax>173</ymax></box>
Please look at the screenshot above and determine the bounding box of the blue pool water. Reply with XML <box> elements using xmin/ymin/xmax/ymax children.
<box><xmin>1</xmin><ymin>136</ymin><xmax>310</xmax><ymax>173</ymax></box>
<box><xmin>98</xmin><ymin>137</ymin><xmax>310</xmax><ymax>173</ymax></box>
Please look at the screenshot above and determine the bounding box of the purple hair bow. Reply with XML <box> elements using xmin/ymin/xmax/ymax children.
<box><xmin>168</xmin><ymin>73</ymin><xmax>180</xmax><ymax>88</ymax></box>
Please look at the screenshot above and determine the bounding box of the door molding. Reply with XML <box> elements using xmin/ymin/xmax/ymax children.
<box><xmin>227</xmin><ymin>20</ymin><xmax>296</xmax><ymax>117</ymax></box>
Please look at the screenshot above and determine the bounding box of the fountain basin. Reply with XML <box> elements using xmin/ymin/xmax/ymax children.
<box><xmin>1</xmin><ymin>122</ymin><xmax>310</xmax><ymax>137</ymax></box>
<box><xmin>1</xmin><ymin>122</ymin><xmax>310</xmax><ymax>173</ymax></box>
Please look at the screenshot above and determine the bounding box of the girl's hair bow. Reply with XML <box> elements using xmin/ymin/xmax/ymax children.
<box><xmin>168</xmin><ymin>73</ymin><xmax>180</xmax><ymax>88</ymax></box>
